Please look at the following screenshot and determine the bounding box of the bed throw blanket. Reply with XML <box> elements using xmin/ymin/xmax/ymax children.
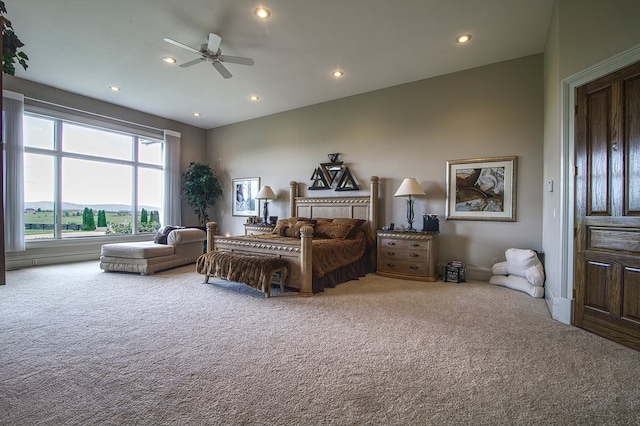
<box><xmin>196</xmin><ymin>251</ymin><xmax>290</xmax><ymax>295</ymax></box>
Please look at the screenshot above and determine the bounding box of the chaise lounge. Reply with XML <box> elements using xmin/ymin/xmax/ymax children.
<box><xmin>100</xmin><ymin>227</ymin><xmax>206</xmax><ymax>275</ymax></box>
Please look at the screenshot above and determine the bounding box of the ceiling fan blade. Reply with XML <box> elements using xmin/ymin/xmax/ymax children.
<box><xmin>164</xmin><ymin>37</ymin><xmax>201</xmax><ymax>54</ymax></box>
<box><xmin>180</xmin><ymin>57</ymin><xmax>205</xmax><ymax>68</ymax></box>
<box><xmin>207</xmin><ymin>33</ymin><xmax>222</xmax><ymax>53</ymax></box>
<box><xmin>219</xmin><ymin>55</ymin><xmax>254</xmax><ymax>66</ymax></box>
<box><xmin>212</xmin><ymin>61</ymin><xmax>232</xmax><ymax>79</ymax></box>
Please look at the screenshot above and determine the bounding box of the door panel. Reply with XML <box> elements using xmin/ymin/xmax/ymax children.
<box><xmin>575</xmin><ymin>60</ymin><xmax>640</xmax><ymax>351</ymax></box>
<box><xmin>622</xmin><ymin>267</ymin><xmax>640</xmax><ymax>321</ymax></box>
<box><xmin>626</xmin><ymin>76</ymin><xmax>640</xmax><ymax>213</ymax></box>
<box><xmin>584</xmin><ymin>259</ymin><xmax>611</xmax><ymax>312</ymax></box>
<box><xmin>587</xmin><ymin>89</ymin><xmax>611</xmax><ymax>215</ymax></box>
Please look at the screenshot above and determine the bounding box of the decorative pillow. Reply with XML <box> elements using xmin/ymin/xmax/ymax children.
<box><xmin>332</xmin><ymin>218</ymin><xmax>366</xmax><ymax>238</ymax></box>
<box><xmin>504</xmin><ymin>248</ymin><xmax>545</xmax><ymax>287</ymax></box>
<box><xmin>491</xmin><ymin>261</ymin><xmax>509</xmax><ymax>276</ymax></box>
<box><xmin>489</xmin><ymin>274</ymin><xmax>545</xmax><ymax>298</ymax></box>
<box><xmin>285</xmin><ymin>220</ymin><xmax>316</xmax><ymax>238</ymax></box>
<box><xmin>313</xmin><ymin>218</ymin><xmax>334</xmax><ymax>238</ymax></box>
<box><xmin>154</xmin><ymin>225</ymin><xmax>181</xmax><ymax>244</ymax></box>
<box><xmin>328</xmin><ymin>222</ymin><xmax>356</xmax><ymax>240</ymax></box>
<box><xmin>505</xmin><ymin>248</ymin><xmax>538</xmax><ymax>276</ymax></box>
<box><xmin>278</xmin><ymin>225</ymin><xmax>290</xmax><ymax>237</ymax></box>
<box><xmin>272</xmin><ymin>217</ymin><xmax>309</xmax><ymax>235</ymax></box>
<box><xmin>272</xmin><ymin>219</ymin><xmax>290</xmax><ymax>235</ymax></box>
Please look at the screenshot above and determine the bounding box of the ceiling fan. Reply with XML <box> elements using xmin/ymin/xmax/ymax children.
<box><xmin>163</xmin><ymin>33</ymin><xmax>254</xmax><ymax>79</ymax></box>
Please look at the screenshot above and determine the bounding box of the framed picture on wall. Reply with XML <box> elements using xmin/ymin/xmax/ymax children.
<box><xmin>445</xmin><ymin>156</ymin><xmax>517</xmax><ymax>221</ymax></box>
<box><xmin>232</xmin><ymin>177</ymin><xmax>260</xmax><ymax>216</ymax></box>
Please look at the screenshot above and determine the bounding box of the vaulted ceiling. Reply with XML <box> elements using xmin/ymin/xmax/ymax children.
<box><xmin>8</xmin><ymin>0</ymin><xmax>555</xmax><ymax>129</ymax></box>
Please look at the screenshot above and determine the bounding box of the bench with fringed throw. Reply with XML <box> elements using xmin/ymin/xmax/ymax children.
<box><xmin>196</xmin><ymin>251</ymin><xmax>290</xmax><ymax>298</ymax></box>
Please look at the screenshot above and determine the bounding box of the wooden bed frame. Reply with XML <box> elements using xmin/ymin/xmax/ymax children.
<box><xmin>205</xmin><ymin>176</ymin><xmax>379</xmax><ymax>296</ymax></box>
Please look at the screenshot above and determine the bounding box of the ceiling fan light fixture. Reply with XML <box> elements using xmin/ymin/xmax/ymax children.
<box><xmin>162</xmin><ymin>56</ymin><xmax>177</xmax><ymax>64</ymax></box>
<box><xmin>255</xmin><ymin>7</ymin><xmax>271</xmax><ymax>19</ymax></box>
<box><xmin>332</xmin><ymin>70</ymin><xmax>344</xmax><ymax>78</ymax></box>
<box><xmin>456</xmin><ymin>34</ymin><xmax>472</xmax><ymax>44</ymax></box>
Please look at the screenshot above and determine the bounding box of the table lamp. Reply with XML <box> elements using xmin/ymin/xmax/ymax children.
<box><xmin>394</xmin><ymin>178</ymin><xmax>426</xmax><ymax>232</ymax></box>
<box><xmin>255</xmin><ymin>185</ymin><xmax>277</xmax><ymax>225</ymax></box>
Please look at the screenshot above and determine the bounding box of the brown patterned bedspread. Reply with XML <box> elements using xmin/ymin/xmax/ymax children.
<box><xmin>224</xmin><ymin>230</ymin><xmax>368</xmax><ymax>278</ymax></box>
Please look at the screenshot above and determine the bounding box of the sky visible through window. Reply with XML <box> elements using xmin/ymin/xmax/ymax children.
<box><xmin>24</xmin><ymin>115</ymin><xmax>162</xmax><ymax>210</ymax></box>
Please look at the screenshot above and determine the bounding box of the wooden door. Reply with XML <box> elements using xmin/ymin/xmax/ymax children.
<box><xmin>574</xmin><ymin>61</ymin><xmax>640</xmax><ymax>351</ymax></box>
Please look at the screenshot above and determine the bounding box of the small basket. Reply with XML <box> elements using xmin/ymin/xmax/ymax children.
<box><xmin>444</xmin><ymin>263</ymin><xmax>466</xmax><ymax>283</ymax></box>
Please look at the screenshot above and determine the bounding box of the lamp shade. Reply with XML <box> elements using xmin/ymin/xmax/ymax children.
<box><xmin>394</xmin><ymin>178</ymin><xmax>425</xmax><ymax>197</ymax></box>
<box><xmin>255</xmin><ymin>185</ymin><xmax>277</xmax><ymax>200</ymax></box>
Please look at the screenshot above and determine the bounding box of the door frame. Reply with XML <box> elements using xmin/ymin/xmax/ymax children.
<box><xmin>558</xmin><ymin>43</ymin><xmax>640</xmax><ymax>324</ymax></box>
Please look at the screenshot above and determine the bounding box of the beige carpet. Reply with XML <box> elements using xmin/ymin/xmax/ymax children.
<box><xmin>1</xmin><ymin>261</ymin><xmax>639</xmax><ymax>425</ymax></box>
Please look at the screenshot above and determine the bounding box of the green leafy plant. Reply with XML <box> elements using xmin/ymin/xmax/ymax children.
<box><xmin>182</xmin><ymin>162</ymin><xmax>223</xmax><ymax>227</ymax></box>
<box><xmin>105</xmin><ymin>221</ymin><xmax>158</xmax><ymax>235</ymax></box>
<box><xmin>1</xmin><ymin>1</ymin><xmax>29</xmax><ymax>75</ymax></box>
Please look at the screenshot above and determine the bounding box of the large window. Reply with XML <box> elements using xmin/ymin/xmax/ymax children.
<box><xmin>23</xmin><ymin>114</ymin><xmax>164</xmax><ymax>240</ymax></box>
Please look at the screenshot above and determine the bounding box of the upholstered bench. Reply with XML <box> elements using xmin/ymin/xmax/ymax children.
<box><xmin>100</xmin><ymin>227</ymin><xmax>206</xmax><ymax>275</ymax></box>
<box><xmin>196</xmin><ymin>251</ymin><xmax>290</xmax><ymax>298</ymax></box>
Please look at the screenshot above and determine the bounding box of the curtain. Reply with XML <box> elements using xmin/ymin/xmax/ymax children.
<box><xmin>2</xmin><ymin>91</ymin><xmax>25</xmax><ymax>252</ymax></box>
<box><xmin>162</xmin><ymin>130</ymin><xmax>181</xmax><ymax>226</ymax></box>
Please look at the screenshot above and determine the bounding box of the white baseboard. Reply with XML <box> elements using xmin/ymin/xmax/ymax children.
<box><xmin>466</xmin><ymin>265</ymin><xmax>492</xmax><ymax>282</ymax></box>
<box><xmin>544</xmin><ymin>284</ymin><xmax>573</xmax><ymax>325</ymax></box>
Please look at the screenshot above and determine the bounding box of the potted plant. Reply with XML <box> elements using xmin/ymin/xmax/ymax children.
<box><xmin>1</xmin><ymin>1</ymin><xmax>29</xmax><ymax>75</ymax></box>
<box><xmin>182</xmin><ymin>162</ymin><xmax>223</xmax><ymax>228</ymax></box>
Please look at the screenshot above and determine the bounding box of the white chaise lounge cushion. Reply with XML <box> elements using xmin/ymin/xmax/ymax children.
<box><xmin>167</xmin><ymin>228</ymin><xmax>206</xmax><ymax>245</ymax></box>
<box><xmin>101</xmin><ymin>241</ymin><xmax>174</xmax><ymax>259</ymax></box>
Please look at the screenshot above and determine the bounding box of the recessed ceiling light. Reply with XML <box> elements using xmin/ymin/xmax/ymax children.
<box><xmin>193</xmin><ymin>112</ymin><xmax>201</xmax><ymax>117</ymax></box>
<box><xmin>456</xmin><ymin>34</ymin><xmax>472</xmax><ymax>44</ymax></box>
<box><xmin>332</xmin><ymin>70</ymin><xmax>344</xmax><ymax>78</ymax></box>
<box><xmin>249</xmin><ymin>95</ymin><xmax>259</xmax><ymax>101</ymax></box>
<box><xmin>162</xmin><ymin>56</ymin><xmax>177</xmax><ymax>64</ymax></box>
<box><xmin>109</xmin><ymin>86</ymin><xmax>121</xmax><ymax>92</ymax></box>
<box><xmin>255</xmin><ymin>7</ymin><xmax>271</xmax><ymax>19</ymax></box>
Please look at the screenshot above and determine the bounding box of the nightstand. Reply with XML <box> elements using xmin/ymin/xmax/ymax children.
<box><xmin>376</xmin><ymin>230</ymin><xmax>438</xmax><ymax>281</ymax></box>
<box><xmin>243</xmin><ymin>223</ymin><xmax>275</xmax><ymax>236</ymax></box>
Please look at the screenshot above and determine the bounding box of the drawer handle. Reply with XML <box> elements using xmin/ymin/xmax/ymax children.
<box><xmin>410</xmin><ymin>266</ymin><xmax>418</xmax><ymax>269</ymax></box>
<box><xmin>386</xmin><ymin>263</ymin><xmax>395</xmax><ymax>268</ymax></box>
<box><xmin>387</xmin><ymin>242</ymin><xmax>396</xmax><ymax>246</ymax></box>
<box><xmin>410</xmin><ymin>243</ymin><xmax>420</xmax><ymax>247</ymax></box>
<box><xmin>409</xmin><ymin>253</ymin><xmax>419</xmax><ymax>257</ymax></box>
<box><xmin>386</xmin><ymin>251</ymin><xmax>396</xmax><ymax>256</ymax></box>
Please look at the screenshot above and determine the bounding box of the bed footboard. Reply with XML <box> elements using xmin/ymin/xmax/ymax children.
<box><xmin>206</xmin><ymin>222</ymin><xmax>314</xmax><ymax>297</ymax></box>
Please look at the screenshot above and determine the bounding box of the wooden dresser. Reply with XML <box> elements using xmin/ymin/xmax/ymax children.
<box><xmin>376</xmin><ymin>230</ymin><xmax>438</xmax><ymax>281</ymax></box>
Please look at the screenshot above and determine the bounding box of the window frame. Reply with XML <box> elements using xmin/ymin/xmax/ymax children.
<box><xmin>23</xmin><ymin>109</ymin><xmax>164</xmax><ymax>243</ymax></box>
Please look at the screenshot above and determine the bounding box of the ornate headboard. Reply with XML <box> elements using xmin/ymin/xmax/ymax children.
<box><xmin>288</xmin><ymin>176</ymin><xmax>379</xmax><ymax>238</ymax></box>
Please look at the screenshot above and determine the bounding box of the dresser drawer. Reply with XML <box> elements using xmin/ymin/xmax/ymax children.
<box><xmin>378</xmin><ymin>247</ymin><xmax>429</xmax><ymax>263</ymax></box>
<box><xmin>379</xmin><ymin>237</ymin><xmax>430</xmax><ymax>252</ymax></box>
<box><xmin>377</xmin><ymin>259</ymin><xmax>429</xmax><ymax>276</ymax></box>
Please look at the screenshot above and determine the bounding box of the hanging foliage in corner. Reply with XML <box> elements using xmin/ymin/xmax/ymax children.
<box><xmin>1</xmin><ymin>1</ymin><xmax>29</xmax><ymax>75</ymax></box>
<box><xmin>309</xmin><ymin>153</ymin><xmax>359</xmax><ymax>191</ymax></box>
